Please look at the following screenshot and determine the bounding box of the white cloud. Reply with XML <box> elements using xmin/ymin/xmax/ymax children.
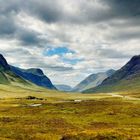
<box><xmin>0</xmin><ymin>0</ymin><xmax>140</xmax><ymax>86</ymax></box>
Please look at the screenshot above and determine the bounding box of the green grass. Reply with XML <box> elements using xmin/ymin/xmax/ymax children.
<box><xmin>0</xmin><ymin>98</ymin><xmax>139</xmax><ymax>140</ymax></box>
<box><xmin>0</xmin><ymin>72</ymin><xmax>9</xmax><ymax>84</ymax></box>
<box><xmin>0</xmin><ymin>85</ymin><xmax>139</xmax><ymax>140</ymax></box>
<box><xmin>0</xmin><ymin>70</ymin><xmax>33</xmax><ymax>89</ymax></box>
<box><xmin>0</xmin><ymin>84</ymin><xmax>110</xmax><ymax>101</ymax></box>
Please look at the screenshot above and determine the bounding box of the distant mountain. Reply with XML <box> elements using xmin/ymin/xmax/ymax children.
<box><xmin>84</xmin><ymin>55</ymin><xmax>140</xmax><ymax>93</ymax></box>
<box><xmin>11</xmin><ymin>66</ymin><xmax>56</xmax><ymax>90</ymax></box>
<box><xmin>0</xmin><ymin>54</ymin><xmax>30</xmax><ymax>86</ymax></box>
<box><xmin>55</xmin><ymin>84</ymin><xmax>72</xmax><ymax>92</ymax></box>
<box><xmin>72</xmin><ymin>69</ymin><xmax>115</xmax><ymax>92</ymax></box>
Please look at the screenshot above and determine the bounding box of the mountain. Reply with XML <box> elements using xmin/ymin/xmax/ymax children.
<box><xmin>84</xmin><ymin>55</ymin><xmax>140</xmax><ymax>93</ymax></box>
<box><xmin>0</xmin><ymin>54</ymin><xmax>30</xmax><ymax>86</ymax></box>
<box><xmin>0</xmin><ymin>54</ymin><xmax>56</xmax><ymax>90</ymax></box>
<box><xmin>55</xmin><ymin>84</ymin><xmax>72</xmax><ymax>92</ymax></box>
<box><xmin>72</xmin><ymin>69</ymin><xmax>115</xmax><ymax>92</ymax></box>
<box><xmin>11</xmin><ymin>66</ymin><xmax>56</xmax><ymax>90</ymax></box>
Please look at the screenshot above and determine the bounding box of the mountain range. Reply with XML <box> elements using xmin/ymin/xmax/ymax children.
<box><xmin>55</xmin><ymin>84</ymin><xmax>72</xmax><ymax>92</ymax></box>
<box><xmin>72</xmin><ymin>69</ymin><xmax>115</xmax><ymax>92</ymax></box>
<box><xmin>0</xmin><ymin>54</ymin><xmax>56</xmax><ymax>90</ymax></box>
<box><xmin>84</xmin><ymin>55</ymin><xmax>140</xmax><ymax>93</ymax></box>
<box><xmin>0</xmin><ymin>53</ymin><xmax>140</xmax><ymax>94</ymax></box>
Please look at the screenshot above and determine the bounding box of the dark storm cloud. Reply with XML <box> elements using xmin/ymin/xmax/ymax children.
<box><xmin>24</xmin><ymin>0</ymin><xmax>108</xmax><ymax>24</ymax></box>
<box><xmin>0</xmin><ymin>0</ymin><xmax>47</xmax><ymax>46</ymax></box>
<box><xmin>74</xmin><ymin>0</ymin><xmax>140</xmax><ymax>25</ymax></box>
<box><xmin>99</xmin><ymin>0</ymin><xmax>140</xmax><ymax>41</ymax></box>
<box><xmin>0</xmin><ymin>0</ymin><xmax>139</xmax><ymax>45</ymax></box>
<box><xmin>0</xmin><ymin>0</ymin><xmax>18</xmax><ymax>37</ymax></box>
<box><xmin>0</xmin><ymin>17</ymin><xmax>45</xmax><ymax>46</ymax></box>
<box><xmin>0</xmin><ymin>18</ymin><xmax>45</xmax><ymax>46</ymax></box>
<box><xmin>85</xmin><ymin>0</ymin><xmax>140</xmax><ymax>23</ymax></box>
<box><xmin>26</xmin><ymin>0</ymin><xmax>140</xmax><ymax>24</ymax></box>
<box><xmin>104</xmin><ymin>0</ymin><xmax>140</xmax><ymax>19</ymax></box>
<box><xmin>16</xmin><ymin>29</ymin><xmax>44</xmax><ymax>46</ymax></box>
<box><xmin>0</xmin><ymin>15</ymin><xmax>16</xmax><ymax>37</ymax></box>
<box><xmin>0</xmin><ymin>0</ymin><xmax>140</xmax><ymax>25</ymax></box>
<box><xmin>0</xmin><ymin>0</ymin><xmax>140</xmax><ymax>33</ymax></box>
<box><xmin>0</xmin><ymin>0</ymin><xmax>20</xmax><ymax>15</ymax></box>
<box><xmin>24</xmin><ymin>0</ymin><xmax>64</xmax><ymax>23</ymax></box>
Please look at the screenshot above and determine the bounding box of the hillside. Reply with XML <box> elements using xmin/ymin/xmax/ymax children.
<box><xmin>72</xmin><ymin>69</ymin><xmax>115</xmax><ymax>92</ymax></box>
<box><xmin>84</xmin><ymin>55</ymin><xmax>140</xmax><ymax>93</ymax></box>
<box><xmin>0</xmin><ymin>54</ymin><xmax>30</xmax><ymax>86</ymax></box>
<box><xmin>11</xmin><ymin>66</ymin><xmax>56</xmax><ymax>90</ymax></box>
<box><xmin>0</xmin><ymin>54</ymin><xmax>56</xmax><ymax>90</ymax></box>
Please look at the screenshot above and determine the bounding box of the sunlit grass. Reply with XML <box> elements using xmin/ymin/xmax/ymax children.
<box><xmin>0</xmin><ymin>84</ymin><xmax>139</xmax><ymax>140</ymax></box>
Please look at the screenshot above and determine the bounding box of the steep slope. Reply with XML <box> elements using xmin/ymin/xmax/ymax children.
<box><xmin>55</xmin><ymin>84</ymin><xmax>72</xmax><ymax>92</ymax></box>
<box><xmin>0</xmin><ymin>54</ymin><xmax>31</xmax><ymax>86</ymax></box>
<box><xmin>11</xmin><ymin>66</ymin><xmax>56</xmax><ymax>90</ymax></box>
<box><xmin>84</xmin><ymin>55</ymin><xmax>140</xmax><ymax>93</ymax></box>
<box><xmin>72</xmin><ymin>69</ymin><xmax>115</xmax><ymax>92</ymax></box>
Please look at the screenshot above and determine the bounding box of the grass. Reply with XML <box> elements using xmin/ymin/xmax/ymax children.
<box><xmin>0</xmin><ymin>72</ymin><xmax>9</xmax><ymax>84</ymax></box>
<box><xmin>0</xmin><ymin>84</ymin><xmax>140</xmax><ymax>140</ymax></box>
<box><xmin>0</xmin><ymin>84</ymin><xmax>110</xmax><ymax>101</ymax></box>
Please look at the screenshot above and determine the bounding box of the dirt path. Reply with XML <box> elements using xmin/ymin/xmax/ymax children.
<box><xmin>108</xmin><ymin>93</ymin><xmax>140</xmax><ymax>101</ymax></box>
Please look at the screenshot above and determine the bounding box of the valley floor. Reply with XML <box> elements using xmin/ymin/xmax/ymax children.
<box><xmin>0</xmin><ymin>85</ymin><xmax>140</xmax><ymax>140</ymax></box>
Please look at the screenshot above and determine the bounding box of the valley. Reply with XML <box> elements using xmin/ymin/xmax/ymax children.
<box><xmin>0</xmin><ymin>54</ymin><xmax>140</xmax><ymax>140</ymax></box>
<box><xmin>0</xmin><ymin>0</ymin><xmax>140</xmax><ymax>139</ymax></box>
<box><xmin>0</xmin><ymin>84</ymin><xmax>140</xmax><ymax>140</ymax></box>
<box><xmin>0</xmin><ymin>90</ymin><xmax>140</xmax><ymax>140</ymax></box>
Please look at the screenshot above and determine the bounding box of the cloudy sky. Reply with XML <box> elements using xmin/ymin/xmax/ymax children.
<box><xmin>0</xmin><ymin>0</ymin><xmax>140</xmax><ymax>87</ymax></box>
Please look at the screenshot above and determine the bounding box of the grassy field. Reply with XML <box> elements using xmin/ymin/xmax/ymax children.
<box><xmin>0</xmin><ymin>85</ymin><xmax>140</xmax><ymax>140</ymax></box>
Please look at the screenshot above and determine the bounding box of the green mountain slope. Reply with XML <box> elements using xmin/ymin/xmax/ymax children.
<box><xmin>84</xmin><ymin>75</ymin><xmax>140</xmax><ymax>93</ymax></box>
<box><xmin>84</xmin><ymin>55</ymin><xmax>140</xmax><ymax>93</ymax></box>
<box><xmin>0</xmin><ymin>54</ymin><xmax>31</xmax><ymax>87</ymax></box>
<box><xmin>0</xmin><ymin>72</ymin><xmax>9</xmax><ymax>84</ymax></box>
<box><xmin>72</xmin><ymin>69</ymin><xmax>115</xmax><ymax>92</ymax></box>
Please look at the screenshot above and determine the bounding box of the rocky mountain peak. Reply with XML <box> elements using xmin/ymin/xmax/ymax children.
<box><xmin>0</xmin><ymin>54</ymin><xmax>10</xmax><ymax>70</ymax></box>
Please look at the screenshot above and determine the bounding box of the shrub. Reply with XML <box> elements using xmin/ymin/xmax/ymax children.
<box><xmin>26</xmin><ymin>96</ymin><xmax>43</xmax><ymax>100</ymax></box>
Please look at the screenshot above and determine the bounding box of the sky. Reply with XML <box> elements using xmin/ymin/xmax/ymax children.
<box><xmin>0</xmin><ymin>0</ymin><xmax>140</xmax><ymax>87</ymax></box>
